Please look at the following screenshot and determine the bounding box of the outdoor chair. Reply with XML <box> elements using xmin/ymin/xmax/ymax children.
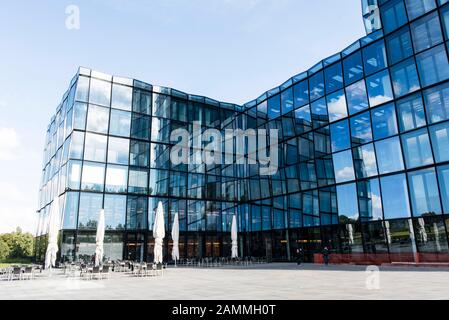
<box><xmin>101</xmin><ymin>266</ymin><xmax>110</xmax><ymax>280</ymax></box>
<box><xmin>92</xmin><ymin>266</ymin><xmax>101</xmax><ymax>280</ymax></box>
<box><xmin>22</xmin><ymin>267</ymin><xmax>33</xmax><ymax>280</ymax></box>
<box><xmin>12</xmin><ymin>267</ymin><xmax>22</xmax><ymax>281</ymax></box>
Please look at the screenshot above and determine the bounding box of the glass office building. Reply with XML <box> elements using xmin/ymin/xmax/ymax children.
<box><xmin>36</xmin><ymin>0</ymin><xmax>449</xmax><ymax>264</ymax></box>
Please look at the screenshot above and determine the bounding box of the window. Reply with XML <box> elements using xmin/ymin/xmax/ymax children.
<box><xmin>152</xmin><ymin>94</ymin><xmax>170</xmax><ymax>118</ymax></box>
<box><xmin>128</xmin><ymin>169</ymin><xmax>148</xmax><ymax>194</ymax></box>
<box><xmin>63</xmin><ymin>192</ymin><xmax>79</xmax><ymax>229</ymax></box>
<box><xmin>73</xmin><ymin>102</ymin><xmax>87</xmax><ymax>130</ymax></box>
<box><xmin>343</xmin><ymin>51</ymin><xmax>364</xmax><ymax>85</ymax></box>
<box><xmin>429</xmin><ymin>121</ymin><xmax>449</xmax><ymax>162</ymax></box>
<box><xmin>133</xmin><ymin>88</ymin><xmax>152</xmax><ymax>115</ymax></box>
<box><xmin>346</xmin><ymin>80</ymin><xmax>369</xmax><ymax>114</ymax></box>
<box><xmin>391</xmin><ymin>58</ymin><xmax>420</xmax><ymax>97</ymax></box>
<box><xmin>397</xmin><ymin>93</ymin><xmax>427</xmax><ymax>132</ymax></box>
<box><xmin>293</xmin><ymin>80</ymin><xmax>309</xmax><ymax>107</ymax></box>
<box><xmin>371</xmin><ymin>103</ymin><xmax>398</xmax><ymax>140</ymax></box>
<box><xmin>111</xmin><ymin>84</ymin><xmax>132</xmax><ymax>111</ymax></box>
<box><xmin>386</xmin><ymin>26</ymin><xmax>414</xmax><ymax>65</ymax></box>
<box><xmin>324</xmin><ymin>62</ymin><xmax>343</xmax><ymax>93</ymax></box>
<box><xmin>86</xmin><ymin>105</ymin><xmax>109</xmax><ymax>134</ymax></box>
<box><xmin>381</xmin><ymin>0</ymin><xmax>408</xmax><ymax>34</ymax></box>
<box><xmin>357</xmin><ymin>178</ymin><xmax>383</xmax><ymax>221</ymax></box>
<box><xmin>89</xmin><ymin>78</ymin><xmax>111</xmax><ymax>107</ymax></box>
<box><xmin>130</xmin><ymin>140</ymin><xmax>149</xmax><ymax>167</ymax></box>
<box><xmin>375</xmin><ymin>136</ymin><xmax>405</xmax><ymax>174</ymax></box>
<box><xmin>131</xmin><ymin>113</ymin><xmax>150</xmax><ymax>140</ymax></box>
<box><xmin>281</xmin><ymin>87</ymin><xmax>294</xmax><ymax>115</ymax></box>
<box><xmin>309</xmin><ymin>71</ymin><xmax>325</xmax><ymax>101</ymax></box>
<box><xmin>311</xmin><ymin>98</ymin><xmax>328</xmax><ymax>127</ymax></box>
<box><xmin>151</xmin><ymin>117</ymin><xmax>170</xmax><ymax>142</ymax></box>
<box><xmin>84</xmin><ymin>133</ymin><xmax>107</xmax><ymax>162</ymax></box>
<box><xmin>67</xmin><ymin>160</ymin><xmax>82</xmax><ymax>190</ymax></box>
<box><xmin>78</xmin><ymin>192</ymin><xmax>103</xmax><ymax>229</ymax></box>
<box><xmin>327</xmin><ymin>90</ymin><xmax>348</xmax><ymax>122</ymax></box>
<box><xmin>380</xmin><ymin>174</ymin><xmax>411</xmax><ymax>219</ymax></box>
<box><xmin>416</xmin><ymin>44</ymin><xmax>449</xmax><ymax>87</ymax></box>
<box><xmin>268</xmin><ymin>94</ymin><xmax>281</xmax><ymax>119</ymax></box>
<box><xmin>294</xmin><ymin>105</ymin><xmax>312</xmax><ymax>134</ymax></box>
<box><xmin>331</xmin><ymin>120</ymin><xmax>350</xmax><ymax>152</ymax></box>
<box><xmin>109</xmin><ymin>109</ymin><xmax>131</xmax><ymax>137</ymax></box>
<box><xmin>105</xmin><ymin>164</ymin><xmax>128</xmax><ymax>193</ymax></box>
<box><xmin>405</xmin><ymin>0</ymin><xmax>437</xmax><ymax>20</ymax></box>
<box><xmin>366</xmin><ymin>70</ymin><xmax>394</xmax><ymax>107</ymax></box>
<box><xmin>442</xmin><ymin>4</ymin><xmax>449</xmax><ymax>39</ymax></box>
<box><xmin>75</xmin><ymin>76</ymin><xmax>89</xmax><ymax>102</ymax></box>
<box><xmin>337</xmin><ymin>183</ymin><xmax>359</xmax><ymax>221</ymax></box>
<box><xmin>408</xmin><ymin>168</ymin><xmax>442</xmax><ymax>216</ymax></box>
<box><xmin>424</xmin><ymin>82</ymin><xmax>449</xmax><ymax>123</ymax></box>
<box><xmin>333</xmin><ymin>150</ymin><xmax>356</xmax><ymax>183</ymax></box>
<box><xmin>410</xmin><ymin>12</ymin><xmax>443</xmax><ymax>53</ymax></box>
<box><xmin>363</xmin><ymin>40</ymin><xmax>388</xmax><ymax>76</ymax></box>
<box><xmin>107</xmin><ymin>137</ymin><xmax>129</xmax><ymax>165</ymax></box>
<box><xmin>437</xmin><ymin>165</ymin><xmax>449</xmax><ymax>213</ymax></box>
<box><xmin>69</xmin><ymin>131</ymin><xmax>85</xmax><ymax>159</ymax></box>
<box><xmin>350</xmin><ymin>111</ymin><xmax>373</xmax><ymax>145</ymax></box>
<box><xmin>81</xmin><ymin>162</ymin><xmax>105</xmax><ymax>192</ymax></box>
<box><xmin>353</xmin><ymin>143</ymin><xmax>378</xmax><ymax>178</ymax></box>
<box><xmin>126</xmin><ymin>196</ymin><xmax>148</xmax><ymax>230</ymax></box>
<box><xmin>104</xmin><ymin>194</ymin><xmax>126</xmax><ymax>230</ymax></box>
<box><xmin>401</xmin><ymin>128</ymin><xmax>434</xmax><ymax>168</ymax></box>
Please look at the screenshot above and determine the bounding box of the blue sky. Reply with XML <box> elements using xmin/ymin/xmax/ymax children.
<box><xmin>0</xmin><ymin>0</ymin><xmax>365</xmax><ymax>233</ymax></box>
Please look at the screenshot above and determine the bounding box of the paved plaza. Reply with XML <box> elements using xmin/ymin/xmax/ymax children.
<box><xmin>1</xmin><ymin>263</ymin><xmax>448</xmax><ymax>300</ymax></box>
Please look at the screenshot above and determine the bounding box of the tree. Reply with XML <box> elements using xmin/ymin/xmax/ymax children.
<box><xmin>0</xmin><ymin>228</ymin><xmax>34</xmax><ymax>260</ymax></box>
<box><xmin>0</xmin><ymin>240</ymin><xmax>9</xmax><ymax>261</ymax></box>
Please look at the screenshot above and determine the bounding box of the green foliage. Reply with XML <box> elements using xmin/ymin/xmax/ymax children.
<box><xmin>0</xmin><ymin>227</ymin><xmax>35</xmax><ymax>262</ymax></box>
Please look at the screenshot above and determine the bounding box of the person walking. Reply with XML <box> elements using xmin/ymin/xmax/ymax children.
<box><xmin>296</xmin><ymin>248</ymin><xmax>304</xmax><ymax>265</ymax></box>
<box><xmin>323</xmin><ymin>246</ymin><xmax>330</xmax><ymax>266</ymax></box>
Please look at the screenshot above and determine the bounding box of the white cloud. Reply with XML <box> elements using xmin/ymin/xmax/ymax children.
<box><xmin>0</xmin><ymin>127</ymin><xmax>20</xmax><ymax>161</ymax></box>
<box><xmin>0</xmin><ymin>182</ymin><xmax>37</xmax><ymax>234</ymax></box>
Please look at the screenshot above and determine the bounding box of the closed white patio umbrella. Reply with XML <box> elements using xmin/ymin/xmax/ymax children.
<box><xmin>45</xmin><ymin>197</ymin><xmax>60</xmax><ymax>270</ymax></box>
<box><xmin>95</xmin><ymin>209</ymin><xmax>105</xmax><ymax>267</ymax></box>
<box><xmin>153</xmin><ymin>202</ymin><xmax>165</xmax><ymax>264</ymax></box>
<box><xmin>231</xmin><ymin>215</ymin><xmax>238</xmax><ymax>259</ymax></box>
<box><xmin>171</xmin><ymin>212</ymin><xmax>180</xmax><ymax>265</ymax></box>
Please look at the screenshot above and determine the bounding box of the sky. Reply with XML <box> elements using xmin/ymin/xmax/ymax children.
<box><xmin>0</xmin><ymin>0</ymin><xmax>366</xmax><ymax>234</ymax></box>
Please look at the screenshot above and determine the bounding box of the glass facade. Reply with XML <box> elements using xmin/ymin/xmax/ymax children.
<box><xmin>35</xmin><ymin>0</ymin><xmax>449</xmax><ymax>264</ymax></box>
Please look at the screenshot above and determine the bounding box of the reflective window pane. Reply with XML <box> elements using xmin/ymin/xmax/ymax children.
<box><xmin>89</xmin><ymin>78</ymin><xmax>111</xmax><ymax>107</ymax></box>
<box><xmin>84</xmin><ymin>133</ymin><xmax>107</xmax><ymax>162</ymax></box>
<box><xmin>408</xmin><ymin>168</ymin><xmax>442</xmax><ymax>216</ymax></box>
<box><xmin>401</xmin><ymin>128</ymin><xmax>434</xmax><ymax>168</ymax></box>
<box><xmin>327</xmin><ymin>90</ymin><xmax>348</xmax><ymax>122</ymax></box>
<box><xmin>366</xmin><ymin>70</ymin><xmax>394</xmax><ymax>107</ymax></box>
<box><xmin>381</xmin><ymin>174</ymin><xmax>411</xmax><ymax>219</ymax></box>
<box><xmin>424</xmin><ymin>81</ymin><xmax>449</xmax><ymax>124</ymax></box>
<box><xmin>375</xmin><ymin>136</ymin><xmax>405</xmax><ymax>174</ymax></box>
<box><xmin>337</xmin><ymin>183</ymin><xmax>359</xmax><ymax>222</ymax></box>
<box><xmin>391</xmin><ymin>58</ymin><xmax>420</xmax><ymax>97</ymax></box>
<box><xmin>343</xmin><ymin>51</ymin><xmax>364</xmax><ymax>85</ymax></box>
<box><xmin>109</xmin><ymin>109</ymin><xmax>131</xmax><ymax>137</ymax></box>
<box><xmin>386</xmin><ymin>26</ymin><xmax>413</xmax><ymax>65</ymax></box>
<box><xmin>78</xmin><ymin>192</ymin><xmax>103</xmax><ymax>229</ymax></box>
<box><xmin>86</xmin><ymin>105</ymin><xmax>109</xmax><ymax>134</ymax></box>
<box><xmin>111</xmin><ymin>84</ymin><xmax>132</xmax><ymax>111</ymax></box>
<box><xmin>104</xmin><ymin>194</ymin><xmax>126</xmax><ymax>230</ymax></box>
<box><xmin>324</xmin><ymin>62</ymin><xmax>343</xmax><ymax>93</ymax></box>
<box><xmin>333</xmin><ymin>150</ymin><xmax>356</xmax><ymax>183</ymax></box>
<box><xmin>363</xmin><ymin>40</ymin><xmax>388</xmax><ymax>76</ymax></box>
<box><xmin>81</xmin><ymin>162</ymin><xmax>105</xmax><ymax>192</ymax></box>
<box><xmin>346</xmin><ymin>79</ymin><xmax>369</xmax><ymax>115</ymax></box>
<box><xmin>105</xmin><ymin>164</ymin><xmax>128</xmax><ymax>193</ymax></box>
<box><xmin>397</xmin><ymin>93</ymin><xmax>426</xmax><ymax>132</ymax></box>
<box><xmin>331</xmin><ymin>120</ymin><xmax>350</xmax><ymax>152</ymax></box>
<box><xmin>353</xmin><ymin>143</ymin><xmax>378</xmax><ymax>178</ymax></box>
<box><xmin>107</xmin><ymin>137</ymin><xmax>129</xmax><ymax>165</ymax></box>
<box><xmin>350</xmin><ymin>111</ymin><xmax>373</xmax><ymax>145</ymax></box>
<box><xmin>357</xmin><ymin>178</ymin><xmax>383</xmax><ymax>221</ymax></box>
<box><xmin>429</xmin><ymin>121</ymin><xmax>449</xmax><ymax>163</ymax></box>
<box><xmin>372</xmin><ymin>103</ymin><xmax>398</xmax><ymax>140</ymax></box>
<box><xmin>416</xmin><ymin>44</ymin><xmax>449</xmax><ymax>87</ymax></box>
<box><xmin>437</xmin><ymin>164</ymin><xmax>449</xmax><ymax>213</ymax></box>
